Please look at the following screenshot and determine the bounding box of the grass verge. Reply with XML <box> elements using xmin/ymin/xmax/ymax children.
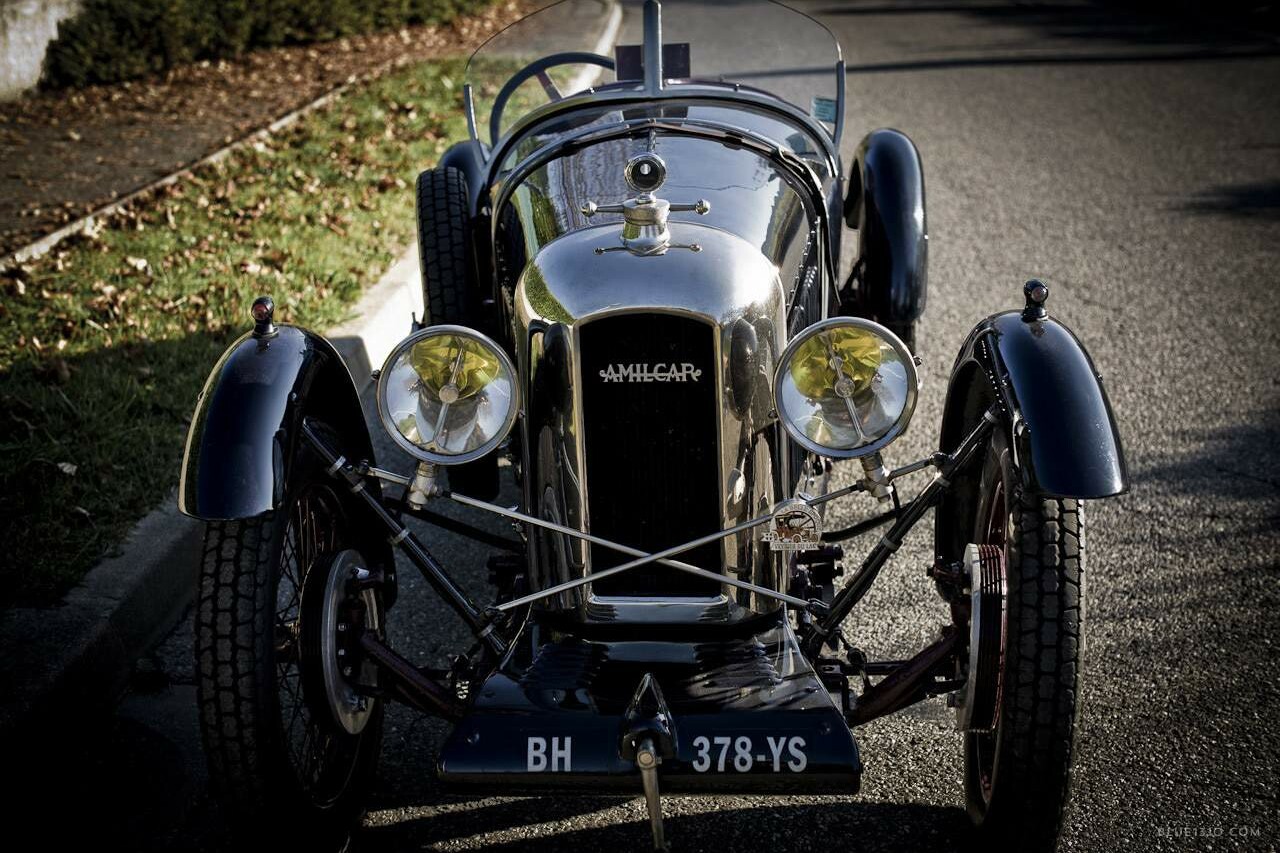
<box><xmin>0</xmin><ymin>57</ymin><xmax>470</xmax><ymax>608</ymax></box>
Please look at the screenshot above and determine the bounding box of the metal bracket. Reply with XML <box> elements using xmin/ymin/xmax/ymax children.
<box><xmin>308</xmin><ymin>412</ymin><xmax>990</xmax><ymax>669</ymax></box>
<box><xmin>301</xmin><ymin>420</ymin><xmax>508</xmax><ymax>658</ymax></box>
<box><xmin>406</xmin><ymin>461</ymin><xmax>442</xmax><ymax>510</ymax></box>
<box><xmin>802</xmin><ymin>405</ymin><xmax>1002</xmax><ymax>659</ymax></box>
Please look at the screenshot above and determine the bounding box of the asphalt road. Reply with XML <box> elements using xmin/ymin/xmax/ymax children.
<box><xmin>32</xmin><ymin>1</ymin><xmax>1279</xmax><ymax>851</ymax></box>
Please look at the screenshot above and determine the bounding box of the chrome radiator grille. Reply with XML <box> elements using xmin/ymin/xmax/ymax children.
<box><xmin>578</xmin><ymin>314</ymin><xmax>721</xmax><ymax>597</ymax></box>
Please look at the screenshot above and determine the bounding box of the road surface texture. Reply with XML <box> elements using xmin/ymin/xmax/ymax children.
<box><xmin>24</xmin><ymin>1</ymin><xmax>1279</xmax><ymax>850</ymax></box>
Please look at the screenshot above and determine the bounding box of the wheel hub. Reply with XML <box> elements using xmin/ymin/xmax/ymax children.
<box><xmin>956</xmin><ymin>542</ymin><xmax>1006</xmax><ymax>733</ymax></box>
<box><xmin>301</xmin><ymin>549</ymin><xmax>381</xmax><ymax>735</ymax></box>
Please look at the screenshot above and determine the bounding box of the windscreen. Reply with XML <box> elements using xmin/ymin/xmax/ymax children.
<box><xmin>464</xmin><ymin>0</ymin><xmax>843</xmax><ymax>147</ymax></box>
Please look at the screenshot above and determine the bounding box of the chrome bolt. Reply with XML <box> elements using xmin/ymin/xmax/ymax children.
<box><xmin>636</xmin><ymin>743</ymin><xmax>658</xmax><ymax>770</ymax></box>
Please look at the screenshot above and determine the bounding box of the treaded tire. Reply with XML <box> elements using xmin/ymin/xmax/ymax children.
<box><xmin>417</xmin><ymin>166</ymin><xmax>479</xmax><ymax>329</ymax></box>
<box><xmin>195</xmin><ymin>426</ymin><xmax>382</xmax><ymax>851</ymax></box>
<box><xmin>415</xmin><ymin>165</ymin><xmax>499</xmax><ymax>500</ymax></box>
<box><xmin>963</xmin><ymin>428</ymin><xmax>1084</xmax><ymax>852</ymax></box>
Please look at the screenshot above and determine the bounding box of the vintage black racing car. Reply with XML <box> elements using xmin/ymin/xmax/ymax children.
<box><xmin>178</xmin><ymin>1</ymin><xmax>1127</xmax><ymax>849</ymax></box>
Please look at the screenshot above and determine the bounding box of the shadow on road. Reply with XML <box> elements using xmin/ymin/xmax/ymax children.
<box><xmin>726</xmin><ymin>44</ymin><xmax>1280</xmax><ymax>83</ymax></box>
<box><xmin>1181</xmin><ymin>180</ymin><xmax>1280</xmax><ymax>220</ymax></box>
<box><xmin>1135</xmin><ymin>412</ymin><xmax>1280</xmax><ymax>510</ymax></box>
<box><xmin>356</xmin><ymin>800</ymin><xmax>967</xmax><ymax>852</ymax></box>
<box><xmin>803</xmin><ymin>0</ymin><xmax>1280</xmax><ymax>75</ymax></box>
<box><xmin>838</xmin><ymin>46</ymin><xmax>1280</xmax><ymax>74</ymax></box>
<box><xmin>815</xmin><ymin>0</ymin><xmax>1279</xmax><ymax>40</ymax></box>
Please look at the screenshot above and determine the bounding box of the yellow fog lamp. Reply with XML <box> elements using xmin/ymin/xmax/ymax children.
<box><xmin>773</xmin><ymin>317</ymin><xmax>918</xmax><ymax>458</ymax></box>
<box><xmin>376</xmin><ymin>326</ymin><xmax>519</xmax><ymax>465</ymax></box>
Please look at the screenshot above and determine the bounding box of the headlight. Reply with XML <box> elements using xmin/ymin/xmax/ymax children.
<box><xmin>376</xmin><ymin>325</ymin><xmax>519</xmax><ymax>465</ymax></box>
<box><xmin>773</xmin><ymin>317</ymin><xmax>918</xmax><ymax>458</ymax></box>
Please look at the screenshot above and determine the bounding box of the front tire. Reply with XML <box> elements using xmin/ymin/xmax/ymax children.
<box><xmin>963</xmin><ymin>429</ymin><xmax>1085</xmax><ymax>851</ymax></box>
<box><xmin>195</xmin><ymin>433</ymin><xmax>382</xmax><ymax>850</ymax></box>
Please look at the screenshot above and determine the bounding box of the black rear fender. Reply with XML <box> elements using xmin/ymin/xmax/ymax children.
<box><xmin>438</xmin><ymin>139</ymin><xmax>490</xmax><ymax>215</ymax></box>
<box><xmin>844</xmin><ymin>128</ymin><xmax>928</xmax><ymax>329</ymax></box>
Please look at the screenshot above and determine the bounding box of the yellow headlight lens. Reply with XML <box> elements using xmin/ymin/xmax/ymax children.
<box><xmin>774</xmin><ymin>319</ymin><xmax>918</xmax><ymax>458</ymax></box>
<box><xmin>789</xmin><ymin>325</ymin><xmax>883</xmax><ymax>399</ymax></box>
<box><xmin>377</xmin><ymin>327</ymin><xmax>518</xmax><ymax>465</ymax></box>
<box><xmin>408</xmin><ymin>334</ymin><xmax>503</xmax><ymax>400</ymax></box>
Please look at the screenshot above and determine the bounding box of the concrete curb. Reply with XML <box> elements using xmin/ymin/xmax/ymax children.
<box><xmin>329</xmin><ymin>240</ymin><xmax>425</xmax><ymax>394</ymax></box>
<box><xmin>0</xmin><ymin>0</ymin><xmax>620</xmax><ymax>745</ymax></box>
<box><xmin>2</xmin><ymin>60</ymin><xmax>397</xmax><ymax>269</ymax></box>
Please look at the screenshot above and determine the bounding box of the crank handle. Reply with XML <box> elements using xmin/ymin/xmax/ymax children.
<box><xmin>580</xmin><ymin>201</ymin><xmax>626</xmax><ymax>216</ymax></box>
<box><xmin>668</xmin><ymin>199</ymin><xmax>711</xmax><ymax>215</ymax></box>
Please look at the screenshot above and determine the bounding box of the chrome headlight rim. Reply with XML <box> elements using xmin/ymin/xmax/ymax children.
<box><xmin>375</xmin><ymin>324</ymin><xmax>520</xmax><ymax>466</ymax></box>
<box><xmin>772</xmin><ymin>316</ymin><xmax>919</xmax><ymax>460</ymax></box>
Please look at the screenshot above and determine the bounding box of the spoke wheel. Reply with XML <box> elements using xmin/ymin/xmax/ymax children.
<box><xmin>275</xmin><ymin>486</ymin><xmax>363</xmax><ymax>806</ymax></box>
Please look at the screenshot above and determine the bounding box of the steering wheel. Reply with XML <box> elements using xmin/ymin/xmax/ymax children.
<box><xmin>489</xmin><ymin>51</ymin><xmax>616</xmax><ymax>143</ymax></box>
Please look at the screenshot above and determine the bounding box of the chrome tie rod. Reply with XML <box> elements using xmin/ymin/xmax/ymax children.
<box><xmin>357</xmin><ymin>462</ymin><xmax>831</xmax><ymax>614</ymax></box>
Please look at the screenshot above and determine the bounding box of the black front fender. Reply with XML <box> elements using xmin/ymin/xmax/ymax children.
<box><xmin>439</xmin><ymin>139</ymin><xmax>489</xmax><ymax>216</ymax></box>
<box><xmin>941</xmin><ymin>311</ymin><xmax>1128</xmax><ymax>500</ymax></box>
<box><xmin>178</xmin><ymin>325</ymin><xmax>375</xmax><ymax>520</ymax></box>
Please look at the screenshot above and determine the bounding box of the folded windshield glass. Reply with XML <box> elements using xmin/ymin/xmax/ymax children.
<box><xmin>464</xmin><ymin>0</ymin><xmax>843</xmax><ymax>147</ymax></box>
